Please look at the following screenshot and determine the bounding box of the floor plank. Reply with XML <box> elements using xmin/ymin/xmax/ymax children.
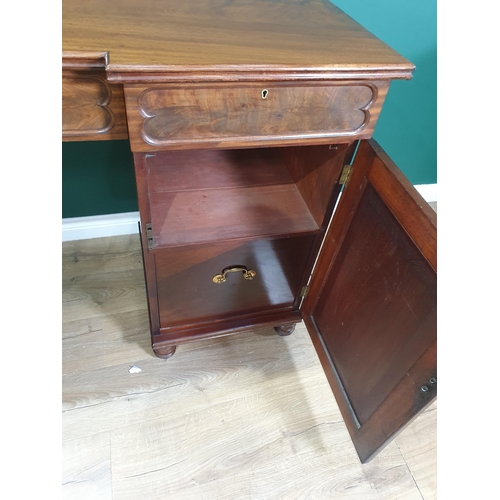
<box><xmin>62</xmin><ymin>431</ymin><xmax>112</xmax><ymax>500</ymax></box>
<box><xmin>395</xmin><ymin>405</ymin><xmax>437</xmax><ymax>500</ymax></box>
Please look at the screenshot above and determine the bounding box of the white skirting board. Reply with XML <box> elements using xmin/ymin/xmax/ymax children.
<box><xmin>414</xmin><ymin>183</ymin><xmax>437</xmax><ymax>204</ymax></box>
<box><xmin>62</xmin><ymin>211</ymin><xmax>141</xmax><ymax>242</ymax></box>
<box><xmin>62</xmin><ymin>184</ymin><xmax>437</xmax><ymax>242</ymax></box>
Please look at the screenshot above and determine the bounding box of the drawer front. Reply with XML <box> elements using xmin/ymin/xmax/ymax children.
<box><xmin>62</xmin><ymin>69</ymin><xmax>128</xmax><ymax>141</ymax></box>
<box><xmin>125</xmin><ymin>82</ymin><xmax>389</xmax><ymax>151</ymax></box>
<box><xmin>154</xmin><ymin>235</ymin><xmax>316</xmax><ymax>330</ymax></box>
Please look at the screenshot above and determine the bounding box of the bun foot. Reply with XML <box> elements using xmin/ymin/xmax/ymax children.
<box><xmin>274</xmin><ymin>324</ymin><xmax>295</xmax><ymax>336</ymax></box>
<box><xmin>153</xmin><ymin>345</ymin><xmax>176</xmax><ymax>359</ymax></box>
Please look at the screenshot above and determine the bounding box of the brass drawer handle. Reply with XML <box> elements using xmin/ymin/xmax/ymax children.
<box><xmin>213</xmin><ymin>265</ymin><xmax>257</xmax><ymax>284</ymax></box>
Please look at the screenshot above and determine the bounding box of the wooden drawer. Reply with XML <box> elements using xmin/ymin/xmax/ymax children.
<box><xmin>124</xmin><ymin>82</ymin><xmax>389</xmax><ymax>151</ymax></box>
<box><xmin>154</xmin><ymin>235</ymin><xmax>316</xmax><ymax>331</ymax></box>
<box><xmin>62</xmin><ymin>69</ymin><xmax>128</xmax><ymax>141</ymax></box>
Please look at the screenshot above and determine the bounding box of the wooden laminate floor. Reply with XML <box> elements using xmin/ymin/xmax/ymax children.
<box><xmin>62</xmin><ymin>204</ymin><xmax>437</xmax><ymax>499</ymax></box>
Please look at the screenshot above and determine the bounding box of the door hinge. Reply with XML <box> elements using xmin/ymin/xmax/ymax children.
<box><xmin>339</xmin><ymin>164</ymin><xmax>353</xmax><ymax>186</ymax></box>
<box><xmin>145</xmin><ymin>222</ymin><xmax>154</xmax><ymax>250</ymax></box>
<box><xmin>300</xmin><ymin>285</ymin><xmax>310</xmax><ymax>298</ymax></box>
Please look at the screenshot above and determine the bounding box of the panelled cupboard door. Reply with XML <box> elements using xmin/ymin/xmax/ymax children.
<box><xmin>302</xmin><ymin>139</ymin><xmax>436</xmax><ymax>463</ymax></box>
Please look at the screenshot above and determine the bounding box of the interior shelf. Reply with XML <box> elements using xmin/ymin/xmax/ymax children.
<box><xmin>147</xmin><ymin>148</ymin><xmax>321</xmax><ymax>248</ymax></box>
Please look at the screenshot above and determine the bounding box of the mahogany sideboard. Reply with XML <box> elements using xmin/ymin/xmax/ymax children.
<box><xmin>62</xmin><ymin>0</ymin><xmax>437</xmax><ymax>463</ymax></box>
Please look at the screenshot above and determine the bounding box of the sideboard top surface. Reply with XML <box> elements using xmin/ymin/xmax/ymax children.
<box><xmin>62</xmin><ymin>0</ymin><xmax>414</xmax><ymax>82</ymax></box>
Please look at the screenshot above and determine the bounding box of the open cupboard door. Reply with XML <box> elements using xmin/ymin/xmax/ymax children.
<box><xmin>301</xmin><ymin>139</ymin><xmax>437</xmax><ymax>463</ymax></box>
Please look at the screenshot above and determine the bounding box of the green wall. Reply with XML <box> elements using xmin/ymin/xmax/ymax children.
<box><xmin>62</xmin><ymin>0</ymin><xmax>436</xmax><ymax>219</ymax></box>
<box><xmin>62</xmin><ymin>141</ymin><xmax>137</xmax><ymax>218</ymax></box>
<box><xmin>331</xmin><ymin>0</ymin><xmax>437</xmax><ymax>185</ymax></box>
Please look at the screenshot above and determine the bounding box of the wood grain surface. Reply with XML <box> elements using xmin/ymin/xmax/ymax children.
<box><xmin>312</xmin><ymin>184</ymin><xmax>437</xmax><ymax>425</ymax></box>
<box><xmin>281</xmin><ymin>143</ymin><xmax>351</xmax><ymax>227</ymax></box>
<box><xmin>150</xmin><ymin>184</ymin><xmax>319</xmax><ymax>247</ymax></box>
<box><xmin>154</xmin><ymin>235</ymin><xmax>316</xmax><ymax>329</ymax></box>
<box><xmin>147</xmin><ymin>148</ymin><xmax>293</xmax><ymax>193</ymax></box>
<box><xmin>62</xmin><ymin>69</ymin><xmax>128</xmax><ymax>141</ymax></box>
<box><xmin>145</xmin><ymin>148</ymin><xmax>322</xmax><ymax>247</ymax></box>
<box><xmin>62</xmin><ymin>0</ymin><xmax>414</xmax><ymax>83</ymax></box>
<box><xmin>302</xmin><ymin>140</ymin><xmax>437</xmax><ymax>463</ymax></box>
<box><xmin>124</xmin><ymin>82</ymin><xmax>387</xmax><ymax>151</ymax></box>
<box><xmin>62</xmin><ymin>233</ymin><xmax>436</xmax><ymax>499</ymax></box>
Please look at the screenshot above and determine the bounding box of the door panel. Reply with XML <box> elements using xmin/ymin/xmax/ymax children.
<box><xmin>302</xmin><ymin>139</ymin><xmax>437</xmax><ymax>463</ymax></box>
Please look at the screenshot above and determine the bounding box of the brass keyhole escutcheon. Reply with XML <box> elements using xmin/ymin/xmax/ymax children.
<box><xmin>261</xmin><ymin>89</ymin><xmax>268</xmax><ymax>99</ymax></box>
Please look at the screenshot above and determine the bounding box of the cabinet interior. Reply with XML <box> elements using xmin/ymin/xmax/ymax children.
<box><xmin>146</xmin><ymin>144</ymin><xmax>348</xmax><ymax>249</ymax></box>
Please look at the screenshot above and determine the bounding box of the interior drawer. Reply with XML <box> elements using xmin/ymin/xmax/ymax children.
<box><xmin>124</xmin><ymin>82</ymin><xmax>389</xmax><ymax>151</ymax></box>
<box><xmin>154</xmin><ymin>234</ymin><xmax>316</xmax><ymax>330</ymax></box>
